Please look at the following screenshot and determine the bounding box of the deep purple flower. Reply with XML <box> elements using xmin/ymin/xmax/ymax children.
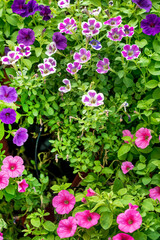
<box><xmin>0</xmin><ymin>86</ymin><xmax>18</xmax><ymax>103</ymax></box>
<box><xmin>58</xmin><ymin>0</ymin><xmax>70</xmax><ymax>8</ymax></box>
<box><xmin>82</xmin><ymin>90</ymin><xmax>104</xmax><ymax>107</ymax></box>
<box><xmin>122</xmin><ymin>45</ymin><xmax>141</xmax><ymax>60</ymax></box>
<box><xmin>13</xmin><ymin>128</ymin><xmax>28</xmax><ymax>146</ymax></box>
<box><xmin>122</xmin><ymin>25</ymin><xmax>134</xmax><ymax>37</ymax></box>
<box><xmin>59</xmin><ymin>79</ymin><xmax>71</xmax><ymax>93</ymax></box>
<box><xmin>89</xmin><ymin>39</ymin><xmax>102</xmax><ymax>50</ymax></box>
<box><xmin>107</xmin><ymin>27</ymin><xmax>124</xmax><ymax>41</ymax></box>
<box><xmin>104</xmin><ymin>16</ymin><xmax>122</xmax><ymax>27</ymax></box>
<box><xmin>15</xmin><ymin>44</ymin><xmax>31</xmax><ymax>57</ymax></box>
<box><xmin>11</xmin><ymin>0</ymin><xmax>27</xmax><ymax>16</ymax></box>
<box><xmin>1</xmin><ymin>51</ymin><xmax>20</xmax><ymax>65</ymax></box>
<box><xmin>44</xmin><ymin>57</ymin><xmax>57</xmax><ymax>67</ymax></box>
<box><xmin>0</xmin><ymin>108</ymin><xmax>16</xmax><ymax>124</ymax></box>
<box><xmin>4</xmin><ymin>47</ymin><xmax>10</xmax><ymax>55</ymax></box>
<box><xmin>141</xmin><ymin>14</ymin><xmax>160</xmax><ymax>36</ymax></box>
<box><xmin>39</xmin><ymin>5</ymin><xmax>53</xmax><ymax>21</ymax></box>
<box><xmin>45</xmin><ymin>42</ymin><xmax>57</xmax><ymax>56</ymax></box>
<box><xmin>17</xmin><ymin>28</ymin><xmax>35</xmax><ymax>46</ymax></box>
<box><xmin>82</xmin><ymin>18</ymin><xmax>102</xmax><ymax>36</ymax></box>
<box><xmin>58</xmin><ymin>18</ymin><xmax>77</xmax><ymax>34</ymax></box>
<box><xmin>73</xmin><ymin>48</ymin><xmax>91</xmax><ymax>63</ymax></box>
<box><xmin>52</xmin><ymin>32</ymin><xmax>67</xmax><ymax>50</ymax></box>
<box><xmin>25</xmin><ymin>0</ymin><xmax>39</xmax><ymax>17</ymax></box>
<box><xmin>38</xmin><ymin>63</ymin><xmax>56</xmax><ymax>77</ymax></box>
<box><xmin>66</xmin><ymin>62</ymin><xmax>82</xmax><ymax>75</ymax></box>
<box><xmin>96</xmin><ymin>58</ymin><xmax>110</xmax><ymax>74</ymax></box>
<box><xmin>132</xmin><ymin>0</ymin><xmax>152</xmax><ymax>12</ymax></box>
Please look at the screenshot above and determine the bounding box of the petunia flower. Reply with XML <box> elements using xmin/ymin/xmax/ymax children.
<box><xmin>104</xmin><ymin>16</ymin><xmax>122</xmax><ymax>27</ymax></box>
<box><xmin>107</xmin><ymin>27</ymin><xmax>124</xmax><ymax>41</ymax></box>
<box><xmin>89</xmin><ymin>7</ymin><xmax>101</xmax><ymax>16</ymax></box>
<box><xmin>58</xmin><ymin>0</ymin><xmax>70</xmax><ymax>8</ymax></box>
<box><xmin>25</xmin><ymin>0</ymin><xmax>39</xmax><ymax>17</ymax></box>
<box><xmin>96</xmin><ymin>58</ymin><xmax>110</xmax><ymax>74</ymax></box>
<box><xmin>18</xmin><ymin>179</ymin><xmax>29</xmax><ymax>192</ymax></box>
<box><xmin>121</xmin><ymin>161</ymin><xmax>134</xmax><ymax>174</ymax></box>
<box><xmin>58</xmin><ymin>18</ymin><xmax>77</xmax><ymax>34</ymax></box>
<box><xmin>128</xmin><ymin>203</ymin><xmax>139</xmax><ymax>210</ymax></box>
<box><xmin>0</xmin><ymin>86</ymin><xmax>18</xmax><ymax>103</ymax></box>
<box><xmin>57</xmin><ymin>217</ymin><xmax>77</xmax><ymax>239</ymax></box>
<box><xmin>81</xmin><ymin>198</ymin><xmax>87</xmax><ymax>203</ymax></box>
<box><xmin>82</xmin><ymin>18</ymin><xmax>102</xmax><ymax>36</ymax></box>
<box><xmin>113</xmin><ymin>233</ymin><xmax>134</xmax><ymax>240</ymax></box>
<box><xmin>15</xmin><ymin>44</ymin><xmax>31</xmax><ymax>57</ymax></box>
<box><xmin>89</xmin><ymin>39</ymin><xmax>102</xmax><ymax>50</ymax></box>
<box><xmin>38</xmin><ymin>5</ymin><xmax>53</xmax><ymax>21</ymax></box>
<box><xmin>1</xmin><ymin>156</ymin><xmax>25</xmax><ymax>178</ymax></box>
<box><xmin>122</xmin><ymin>25</ymin><xmax>134</xmax><ymax>37</ymax></box>
<box><xmin>82</xmin><ymin>90</ymin><xmax>104</xmax><ymax>107</ymax></box>
<box><xmin>1</xmin><ymin>51</ymin><xmax>20</xmax><ymax>65</ymax></box>
<box><xmin>38</xmin><ymin>63</ymin><xmax>56</xmax><ymax>77</ymax></box>
<box><xmin>122</xmin><ymin>130</ymin><xmax>133</xmax><ymax>143</ymax></box>
<box><xmin>73</xmin><ymin>48</ymin><xmax>91</xmax><ymax>63</ymax></box>
<box><xmin>0</xmin><ymin>108</ymin><xmax>16</xmax><ymax>124</ymax></box>
<box><xmin>13</xmin><ymin>127</ymin><xmax>29</xmax><ymax>146</ymax></box>
<box><xmin>59</xmin><ymin>79</ymin><xmax>71</xmax><ymax>93</ymax></box>
<box><xmin>86</xmin><ymin>188</ymin><xmax>96</xmax><ymax>196</ymax></box>
<box><xmin>52</xmin><ymin>32</ymin><xmax>67</xmax><ymax>50</ymax></box>
<box><xmin>44</xmin><ymin>57</ymin><xmax>57</xmax><ymax>67</ymax></box>
<box><xmin>135</xmin><ymin>127</ymin><xmax>152</xmax><ymax>149</ymax></box>
<box><xmin>17</xmin><ymin>28</ymin><xmax>35</xmax><ymax>46</ymax></box>
<box><xmin>149</xmin><ymin>186</ymin><xmax>160</xmax><ymax>202</ymax></box>
<box><xmin>122</xmin><ymin>45</ymin><xmax>141</xmax><ymax>60</ymax></box>
<box><xmin>132</xmin><ymin>0</ymin><xmax>152</xmax><ymax>12</ymax></box>
<box><xmin>45</xmin><ymin>42</ymin><xmax>57</xmax><ymax>56</ymax></box>
<box><xmin>0</xmin><ymin>171</ymin><xmax>9</xmax><ymax>190</ymax></box>
<box><xmin>141</xmin><ymin>14</ymin><xmax>160</xmax><ymax>36</ymax></box>
<box><xmin>75</xmin><ymin>210</ymin><xmax>100</xmax><ymax>229</ymax></box>
<box><xmin>66</xmin><ymin>62</ymin><xmax>82</xmax><ymax>75</ymax></box>
<box><xmin>11</xmin><ymin>0</ymin><xmax>27</xmax><ymax>17</ymax></box>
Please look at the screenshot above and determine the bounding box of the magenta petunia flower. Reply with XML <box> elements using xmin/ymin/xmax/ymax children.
<box><xmin>58</xmin><ymin>18</ymin><xmax>77</xmax><ymax>34</ymax></box>
<box><xmin>117</xmin><ymin>205</ymin><xmax>142</xmax><ymax>233</ymax></box>
<box><xmin>96</xmin><ymin>58</ymin><xmax>110</xmax><ymax>74</ymax></box>
<box><xmin>122</xmin><ymin>25</ymin><xmax>134</xmax><ymax>37</ymax></box>
<box><xmin>57</xmin><ymin>217</ymin><xmax>77</xmax><ymax>239</ymax></box>
<box><xmin>141</xmin><ymin>14</ymin><xmax>160</xmax><ymax>36</ymax></box>
<box><xmin>18</xmin><ymin>179</ymin><xmax>29</xmax><ymax>192</ymax></box>
<box><xmin>66</xmin><ymin>62</ymin><xmax>82</xmax><ymax>75</ymax></box>
<box><xmin>75</xmin><ymin>210</ymin><xmax>100</xmax><ymax>229</ymax></box>
<box><xmin>1</xmin><ymin>156</ymin><xmax>25</xmax><ymax>178</ymax></box>
<box><xmin>82</xmin><ymin>197</ymin><xmax>87</xmax><ymax>203</ymax></box>
<box><xmin>45</xmin><ymin>42</ymin><xmax>57</xmax><ymax>56</ymax></box>
<box><xmin>132</xmin><ymin>0</ymin><xmax>152</xmax><ymax>12</ymax></box>
<box><xmin>135</xmin><ymin>127</ymin><xmax>152</xmax><ymax>149</ymax></box>
<box><xmin>122</xmin><ymin>45</ymin><xmax>141</xmax><ymax>60</ymax></box>
<box><xmin>73</xmin><ymin>48</ymin><xmax>91</xmax><ymax>63</ymax></box>
<box><xmin>86</xmin><ymin>188</ymin><xmax>96</xmax><ymax>197</ymax></box>
<box><xmin>1</xmin><ymin>51</ymin><xmax>20</xmax><ymax>65</ymax></box>
<box><xmin>0</xmin><ymin>232</ymin><xmax>3</xmax><ymax>240</ymax></box>
<box><xmin>107</xmin><ymin>27</ymin><xmax>124</xmax><ymax>41</ymax></box>
<box><xmin>52</xmin><ymin>32</ymin><xmax>67</xmax><ymax>50</ymax></box>
<box><xmin>52</xmin><ymin>190</ymin><xmax>76</xmax><ymax>214</ymax></box>
<box><xmin>58</xmin><ymin>0</ymin><xmax>70</xmax><ymax>8</ymax></box>
<box><xmin>13</xmin><ymin>127</ymin><xmax>29</xmax><ymax>146</ymax></box>
<box><xmin>38</xmin><ymin>63</ymin><xmax>56</xmax><ymax>77</ymax></box>
<box><xmin>121</xmin><ymin>161</ymin><xmax>134</xmax><ymax>174</ymax></box>
<box><xmin>128</xmin><ymin>203</ymin><xmax>139</xmax><ymax>210</ymax></box>
<box><xmin>0</xmin><ymin>171</ymin><xmax>9</xmax><ymax>190</ymax></box>
<box><xmin>0</xmin><ymin>86</ymin><xmax>18</xmax><ymax>103</ymax></box>
<box><xmin>149</xmin><ymin>186</ymin><xmax>160</xmax><ymax>202</ymax></box>
<box><xmin>82</xmin><ymin>90</ymin><xmax>104</xmax><ymax>107</ymax></box>
<box><xmin>82</xmin><ymin>18</ymin><xmax>102</xmax><ymax>36</ymax></box>
<box><xmin>44</xmin><ymin>57</ymin><xmax>57</xmax><ymax>67</ymax></box>
<box><xmin>122</xmin><ymin>130</ymin><xmax>133</xmax><ymax>143</ymax></box>
<box><xmin>15</xmin><ymin>44</ymin><xmax>31</xmax><ymax>57</ymax></box>
<box><xmin>113</xmin><ymin>233</ymin><xmax>134</xmax><ymax>240</ymax></box>
<box><xmin>0</xmin><ymin>108</ymin><xmax>16</xmax><ymax>124</ymax></box>
<box><xmin>104</xmin><ymin>16</ymin><xmax>122</xmax><ymax>27</ymax></box>
<box><xmin>89</xmin><ymin>7</ymin><xmax>101</xmax><ymax>16</ymax></box>
<box><xmin>59</xmin><ymin>79</ymin><xmax>71</xmax><ymax>93</ymax></box>
<box><xmin>17</xmin><ymin>28</ymin><xmax>35</xmax><ymax>46</ymax></box>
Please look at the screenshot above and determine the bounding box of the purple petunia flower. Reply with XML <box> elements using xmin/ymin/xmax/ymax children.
<box><xmin>132</xmin><ymin>0</ymin><xmax>152</xmax><ymax>12</ymax></box>
<box><xmin>89</xmin><ymin>39</ymin><xmax>102</xmax><ymax>50</ymax></box>
<box><xmin>122</xmin><ymin>25</ymin><xmax>134</xmax><ymax>37</ymax></box>
<box><xmin>0</xmin><ymin>86</ymin><xmax>18</xmax><ymax>103</ymax></box>
<box><xmin>1</xmin><ymin>51</ymin><xmax>20</xmax><ymax>65</ymax></box>
<box><xmin>52</xmin><ymin>32</ymin><xmax>67</xmax><ymax>50</ymax></box>
<box><xmin>59</xmin><ymin>79</ymin><xmax>71</xmax><ymax>93</ymax></box>
<box><xmin>89</xmin><ymin>7</ymin><xmax>101</xmax><ymax>16</ymax></box>
<box><xmin>39</xmin><ymin>5</ymin><xmax>53</xmax><ymax>21</ymax></box>
<box><xmin>0</xmin><ymin>108</ymin><xmax>16</xmax><ymax>124</ymax></box>
<box><xmin>38</xmin><ymin>63</ymin><xmax>56</xmax><ymax>77</ymax></box>
<box><xmin>11</xmin><ymin>0</ymin><xmax>27</xmax><ymax>17</ymax></box>
<box><xmin>15</xmin><ymin>44</ymin><xmax>31</xmax><ymax>57</ymax></box>
<box><xmin>4</xmin><ymin>47</ymin><xmax>10</xmax><ymax>55</ymax></box>
<box><xmin>107</xmin><ymin>27</ymin><xmax>124</xmax><ymax>41</ymax></box>
<box><xmin>25</xmin><ymin>0</ymin><xmax>39</xmax><ymax>17</ymax></box>
<box><xmin>44</xmin><ymin>57</ymin><xmax>57</xmax><ymax>67</ymax></box>
<box><xmin>141</xmin><ymin>14</ymin><xmax>160</xmax><ymax>36</ymax></box>
<box><xmin>96</xmin><ymin>58</ymin><xmax>110</xmax><ymax>74</ymax></box>
<box><xmin>82</xmin><ymin>18</ymin><xmax>102</xmax><ymax>36</ymax></box>
<box><xmin>58</xmin><ymin>0</ymin><xmax>70</xmax><ymax>8</ymax></box>
<box><xmin>104</xmin><ymin>16</ymin><xmax>122</xmax><ymax>27</ymax></box>
<box><xmin>45</xmin><ymin>42</ymin><xmax>57</xmax><ymax>56</ymax></box>
<box><xmin>17</xmin><ymin>28</ymin><xmax>35</xmax><ymax>46</ymax></box>
<box><xmin>73</xmin><ymin>48</ymin><xmax>91</xmax><ymax>63</ymax></box>
<box><xmin>58</xmin><ymin>18</ymin><xmax>77</xmax><ymax>34</ymax></box>
<box><xmin>122</xmin><ymin>45</ymin><xmax>141</xmax><ymax>60</ymax></box>
<box><xmin>66</xmin><ymin>62</ymin><xmax>82</xmax><ymax>75</ymax></box>
<box><xmin>13</xmin><ymin>127</ymin><xmax>29</xmax><ymax>146</ymax></box>
<box><xmin>82</xmin><ymin>90</ymin><xmax>104</xmax><ymax>107</ymax></box>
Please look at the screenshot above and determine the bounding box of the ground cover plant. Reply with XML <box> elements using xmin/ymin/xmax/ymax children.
<box><xmin>0</xmin><ymin>0</ymin><xmax>160</xmax><ymax>239</ymax></box>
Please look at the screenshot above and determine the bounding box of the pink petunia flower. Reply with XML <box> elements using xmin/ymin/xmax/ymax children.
<box><xmin>75</xmin><ymin>210</ymin><xmax>100</xmax><ymax>229</ymax></box>
<box><xmin>89</xmin><ymin>7</ymin><xmax>101</xmax><ymax>16</ymax></box>
<box><xmin>122</xmin><ymin>130</ymin><xmax>133</xmax><ymax>144</ymax></box>
<box><xmin>82</xmin><ymin>18</ymin><xmax>102</xmax><ymax>36</ymax></box>
<box><xmin>117</xmin><ymin>204</ymin><xmax>142</xmax><ymax>233</ymax></box>
<box><xmin>58</xmin><ymin>18</ymin><xmax>77</xmax><ymax>34</ymax></box>
<box><xmin>149</xmin><ymin>186</ymin><xmax>160</xmax><ymax>202</ymax></box>
<box><xmin>82</xmin><ymin>197</ymin><xmax>87</xmax><ymax>203</ymax></box>
<box><xmin>1</xmin><ymin>156</ymin><xmax>25</xmax><ymax>178</ymax></box>
<box><xmin>122</xmin><ymin>25</ymin><xmax>134</xmax><ymax>37</ymax></box>
<box><xmin>0</xmin><ymin>171</ymin><xmax>9</xmax><ymax>190</ymax></box>
<box><xmin>113</xmin><ymin>233</ymin><xmax>134</xmax><ymax>240</ymax></box>
<box><xmin>45</xmin><ymin>42</ymin><xmax>57</xmax><ymax>56</ymax></box>
<box><xmin>86</xmin><ymin>188</ymin><xmax>96</xmax><ymax>197</ymax></box>
<box><xmin>135</xmin><ymin>127</ymin><xmax>152</xmax><ymax>149</ymax></box>
<box><xmin>121</xmin><ymin>161</ymin><xmax>134</xmax><ymax>174</ymax></box>
<box><xmin>73</xmin><ymin>48</ymin><xmax>91</xmax><ymax>63</ymax></box>
<box><xmin>58</xmin><ymin>0</ymin><xmax>70</xmax><ymax>8</ymax></box>
<box><xmin>57</xmin><ymin>216</ymin><xmax>77</xmax><ymax>239</ymax></box>
<box><xmin>1</xmin><ymin>51</ymin><xmax>20</xmax><ymax>65</ymax></box>
<box><xmin>82</xmin><ymin>90</ymin><xmax>104</xmax><ymax>107</ymax></box>
<box><xmin>0</xmin><ymin>232</ymin><xmax>3</xmax><ymax>240</ymax></box>
<box><xmin>38</xmin><ymin>63</ymin><xmax>56</xmax><ymax>77</ymax></box>
<box><xmin>52</xmin><ymin>190</ymin><xmax>76</xmax><ymax>214</ymax></box>
<box><xmin>104</xmin><ymin>16</ymin><xmax>122</xmax><ymax>27</ymax></box>
<box><xmin>44</xmin><ymin>57</ymin><xmax>57</xmax><ymax>67</ymax></box>
<box><xmin>96</xmin><ymin>58</ymin><xmax>110</xmax><ymax>74</ymax></box>
<box><xmin>107</xmin><ymin>27</ymin><xmax>124</xmax><ymax>41</ymax></box>
<box><xmin>128</xmin><ymin>203</ymin><xmax>139</xmax><ymax>210</ymax></box>
<box><xmin>15</xmin><ymin>44</ymin><xmax>31</xmax><ymax>57</ymax></box>
<box><xmin>66</xmin><ymin>62</ymin><xmax>82</xmax><ymax>75</ymax></box>
<box><xmin>59</xmin><ymin>79</ymin><xmax>71</xmax><ymax>93</ymax></box>
<box><xmin>18</xmin><ymin>179</ymin><xmax>29</xmax><ymax>192</ymax></box>
<box><xmin>122</xmin><ymin>45</ymin><xmax>141</xmax><ymax>60</ymax></box>
<box><xmin>159</xmin><ymin>135</ymin><xmax>160</xmax><ymax>141</ymax></box>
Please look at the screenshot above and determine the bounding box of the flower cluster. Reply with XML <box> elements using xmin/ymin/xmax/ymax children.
<box><xmin>38</xmin><ymin>57</ymin><xmax>56</xmax><ymax>77</ymax></box>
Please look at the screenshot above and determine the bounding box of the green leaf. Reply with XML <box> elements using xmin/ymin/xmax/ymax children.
<box><xmin>43</xmin><ymin>221</ymin><xmax>56</xmax><ymax>232</ymax></box>
<box><xmin>152</xmin><ymin>88</ymin><xmax>160</xmax><ymax>99</ymax></box>
<box><xmin>100</xmin><ymin>212</ymin><xmax>113</xmax><ymax>230</ymax></box>
<box><xmin>152</xmin><ymin>160</ymin><xmax>160</xmax><ymax>169</ymax></box>
<box><xmin>142</xmin><ymin>199</ymin><xmax>154</xmax><ymax>211</ymax></box>
<box><xmin>90</xmin><ymin>0</ymin><xmax>101</xmax><ymax>6</ymax></box>
<box><xmin>33</xmin><ymin>25</ymin><xmax>45</xmax><ymax>37</ymax></box>
<box><xmin>5</xmin><ymin>14</ymin><xmax>18</xmax><ymax>26</ymax></box>
<box><xmin>118</xmin><ymin>144</ymin><xmax>131</xmax><ymax>158</ymax></box>
<box><xmin>135</xmin><ymin>39</ymin><xmax>148</xmax><ymax>48</ymax></box>
<box><xmin>146</xmin><ymin>80</ymin><xmax>158</xmax><ymax>89</ymax></box>
<box><xmin>31</xmin><ymin>218</ymin><xmax>40</xmax><ymax>228</ymax></box>
<box><xmin>0</xmin><ymin>123</ymin><xmax>4</xmax><ymax>140</ymax></box>
<box><xmin>5</xmin><ymin>185</ymin><xmax>15</xmax><ymax>195</ymax></box>
<box><xmin>142</xmin><ymin>177</ymin><xmax>151</xmax><ymax>185</ymax></box>
<box><xmin>35</xmin><ymin>48</ymin><xmax>42</xmax><ymax>57</ymax></box>
<box><xmin>133</xmin><ymin>232</ymin><xmax>147</xmax><ymax>240</ymax></box>
<box><xmin>28</xmin><ymin>116</ymin><xmax>34</xmax><ymax>124</ymax></box>
<box><xmin>153</xmin><ymin>39</ymin><xmax>160</xmax><ymax>53</ymax></box>
<box><xmin>23</xmin><ymin>59</ymin><xmax>32</xmax><ymax>70</ymax></box>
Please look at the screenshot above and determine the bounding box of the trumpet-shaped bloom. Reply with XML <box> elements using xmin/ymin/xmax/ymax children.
<box><xmin>73</xmin><ymin>48</ymin><xmax>91</xmax><ymax>63</ymax></box>
<box><xmin>122</xmin><ymin>45</ymin><xmax>141</xmax><ymax>60</ymax></box>
<box><xmin>0</xmin><ymin>108</ymin><xmax>16</xmax><ymax>124</ymax></box>
<box><xmin>39</xmin><ymin>5</ymin><xmax>53</xmax><ymax>21</ymax></box>
<box><xmin>66</xmin><ymin>62</ymin><xmax>82</xmax><ymax>75</ymax></box>
<box><xmin>52</xmin><ymin>32</ymin><xmax>67</xmax><ymax>50</ymax></box>
<box><xmin>135</xmin><ymin>127</ymin><xmax>152</xmax><ymax>149</ymax></box>
<box><xmin>141</xmin><ymin>14</ymin><xmax>160</xmax><ymax>36</ymax></box>
<box><xmin>107</xmin><ymin>27</ymin><xmax>124</xmax><ymax>41</ymax></box>
<box><xmin>17</xmin><ymin>28</ymin><xmax>35</xmax><ymax>46</ymax></box>
<box><xmin>96</xmin><ymin>58</ymin><xmax>110</xmax><ymax>74</ymax></box>
<box><xmin>1</xmin><ymin>156</ymin><xmax>25</xmax><ymax>178</ymax></box>
<box><xmin>25</xmin><ymin>0</ymin><xmax>39</xmax><ymax>17</ymax></box>
<box><xmin>11</xmin><ymin>0</ymin><xmax>27</xmax><ymax>16</ymax></box>
<box><xmin>13</xmin><ymin>128</ymin><xmax>29</xmax><ymax>146</ymax></box>
<box><xmin>57</xmin><ymin>217</ymin><xmax>77</xmax><ymax>239</ymax></box>
<box><xmin>113</xmin><ymin>233</ymin><xmax>134</xmax><ymax>240</ymax></box>
<box><xmin>1</xmin><ymin>51</ymin><xmax>20</xmax><ymax>65</ymax></box>
<box><xmin>0</xmin><ymin>171</ymin><xmax>9</xmax><ymax>190</ymax></box>
<box><xmin>82</xmin><ymin>90</ymin><xmax>104</xmax><ymax>107</ymax></box>
<box><xmin>86</xmin><ymin>188</ymin><xmax>96</xmax><ymax>196</ymax></box>
<box><xmin>121</xmin><ymin>161</ymin><xmax>134</xmax><ymax>174</ymax></box>
<box><xmin>149</xmin><ymin>186</ymin><xmax>160</xmax><ymax>202</ymax></box>
<box><xmin>44</xmin><ymin>57</ymin><xmax>57</xmax><ymax>67</ymax></box>
<box><xmin>18</xmin><ymin>179</ymin><xmax>29</xmax><ymax>192</ymax></box>
<box><xmin>89</xmin><ymin>39</ymin><xmax>102</xmax><ymax>50</ymax></box>
<box><xmin>59</xmin><ymin>79</ymin><xmax>71</xmax><ymax>93</ymax></box>
<box><xmin>58</xmin><ymin>18</ymin><xmax>77</xmax><ymax>34</ymax></box>
<box><xmin>89</xmin><ymin>7</ymin><xmax>101</xmax><ymax>16</ymax></box>
<box><xmin>132</xmin><ymin>0</ymin><xmax>152</xmax><ymax>12</ymax></box>
<box><xmin>123</xmin><ymin>25</ymin><xmax>134</xmax><ymax>37</ymax></box>
<box><xmin>75</xmin><ymin>210</ymin><xmax>100</xmax><ymax>229</ymax></box>
<box><xmin>15</xmin><ymin>44</ymin><xmax>31</xmax><ymax>57</ymax></box>
<box><xmin>58</xmin><ymin>0</ymin><xmax>70</xmax><ymax>8</ymax></box>
<box><xmin>104</xmin><ymin>16</ymin><xmax>122</xmax><ymax>27</ymax></box>
<box><xmin>122</xmin><ymin>130</ymin><xmax>133</xmax><ymax>143</ymax></box>
<box><xmin>52</xmin><ymin>190</ymin><xmax>76</xmax><ymax>214</ymax></box>
<box><xmin>82</xmin><ymin>18</ymin><xmax>102</xmax><ymax>36</ymax></box>
<box><xmin>128</xmin><ymin>203</ymin><xmax>139</xmax><ymax>210</ymax></box>
<box><xmin>0</xmin><ymin>86</ymin><xmax>18</xmax><ymax>103</ymax></box>
<box><xmin>45</xmin><ymin>42</ymin><xmax>57</xmax><ymax>56</ymax></box>
<box><xmin>38</xmin><ymin>63</ymin><xmax>56</xmax><ymax>77</ymax></box>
